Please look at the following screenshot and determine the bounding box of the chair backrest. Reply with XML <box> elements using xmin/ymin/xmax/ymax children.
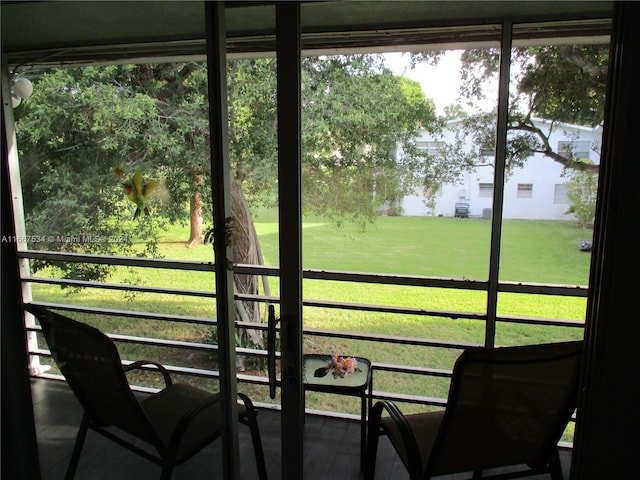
<box><xmin>26</xmin><ymin>305</ymin><xmax>158</xmax><ymax>445</ymax></box>
<box><xmin>426</xmin><ymin>341</ymin><xmax>583</xmax><ymax>477</ymax></box>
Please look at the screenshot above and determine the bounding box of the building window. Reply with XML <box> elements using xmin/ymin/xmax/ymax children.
<box><xmin>480</xmin><ymin>148</ymin><xmax>494</xmax><ymax>157</ymax></box>
<box><xmin>554</xmin><ymin>183</ymin><xmax>569</xmax><ymax>204</ymax></box>
<box><xmin>416</xmin><ymin>141</ymin><xmax>444</xmax><ymax>156</ymax></box>
<box><xmin>479</xmin><ymin>183</ymin><xmax>493</xmax><ymax>198</ymax></box>
<box><xmin>517</xmin><ymin>183</ymin><xmax>533</xmax><ymax>198</ymax></box>
<box><xmin>558</xmin><ymin>141</ymin><xmax>590</xmax><ymax>161</ymax></box>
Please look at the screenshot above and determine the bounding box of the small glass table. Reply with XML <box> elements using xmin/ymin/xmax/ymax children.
<box><xmin>302</xmin><ymin>354</ymin><xmax>372</xmax><ymax>470</ymax></box>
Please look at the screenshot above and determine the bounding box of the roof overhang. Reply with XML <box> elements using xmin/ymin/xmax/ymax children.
<box><xmin>1</xmin><ymin>1</ymin><xmax>613</xmax><ymax>69</ymax></box>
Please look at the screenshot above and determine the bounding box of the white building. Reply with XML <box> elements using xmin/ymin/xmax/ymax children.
<box><xmin>400</xmin><ymin>118</ymin><xmax>602</xmax><ymax>220</ymax></box>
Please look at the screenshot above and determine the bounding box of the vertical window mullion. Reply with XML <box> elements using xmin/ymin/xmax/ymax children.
<box><xmin>485</xmin><ymin>20</ymin><xmax>513</xmax><ymax>348</ymax></box>
<box><xmin>205</xmin><ymin>3</ymin><xmax>240</xmax><ymax>479</ymax></box>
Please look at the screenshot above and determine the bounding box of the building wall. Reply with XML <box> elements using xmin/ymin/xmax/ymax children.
<box><xmin>400</xmin><ymin>119</ymin><xmax>602</xmax><ymax>220</ymax></box>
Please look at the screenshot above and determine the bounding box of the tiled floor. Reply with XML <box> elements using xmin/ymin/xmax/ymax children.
<box><xmin>31</xmin><ymin>378</ymin><xmax>571</xmax><ymax>479</ymax></box>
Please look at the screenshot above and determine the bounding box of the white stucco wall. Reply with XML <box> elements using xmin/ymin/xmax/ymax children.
<box><xmin>400</xmin><ymin>118</ymin><xmax>602</xmax><ymax>220</ymax></box>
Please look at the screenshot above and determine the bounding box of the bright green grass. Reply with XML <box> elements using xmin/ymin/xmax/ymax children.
<box><xmin>31</xmin><ymin>211</ymin><xmax>590</xmax><ymax>421</ymax></box>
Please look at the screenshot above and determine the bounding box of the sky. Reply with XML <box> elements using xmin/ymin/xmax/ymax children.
<box><xmin>383</xmin><ymin>50</ymin><xmax>464</xmax><ymax>115</ymax></box>
<box><xmin>383</xmin><ymin>50</ymin><xmax>498</xmax><ymax>116</ymax></box>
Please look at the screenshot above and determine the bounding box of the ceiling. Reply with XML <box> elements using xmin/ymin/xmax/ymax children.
<box><xmin>1</xmin><ymin>1</ymin><xmax>613</xmax><ymax>68</ymax></box>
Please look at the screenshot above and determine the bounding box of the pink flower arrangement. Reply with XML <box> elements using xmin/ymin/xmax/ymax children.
<box><xmin>327</xmin><ymin>354</ymin><xmax>358</xmax><ymax>378</ymax></box>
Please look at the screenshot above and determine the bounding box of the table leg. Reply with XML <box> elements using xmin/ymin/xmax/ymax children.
<box><xmin>360</xmin><ymin>393</ymin><xmax>366</xmax><ymax>471</ymax></box>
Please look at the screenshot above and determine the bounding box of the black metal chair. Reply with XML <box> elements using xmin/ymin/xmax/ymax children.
<box><xmin>26</xmin><ymin>304</ymin><xmax>268</xmax><ymax>480</ymax></box>
<box><xmin>365</xmin><ymin>341</ymin><xmax>583</xmax><ymax>480</ymax></box>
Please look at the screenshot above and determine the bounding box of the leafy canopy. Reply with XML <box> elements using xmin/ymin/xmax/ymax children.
<box><xmin>456</xmin><ymin>44</ymin><xmax>608</xmax><ymax>173</ymax></box>
<box><xmin>15</xmin><ymin>54</ymin><xmax>440</xmax><ymax>283</ymax></box>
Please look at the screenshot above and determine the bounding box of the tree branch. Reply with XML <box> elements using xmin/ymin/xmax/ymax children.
<box><xmin>508</xmin><ymin>118</ymin><xmax>599</xmax><ymax>172</ymax></box>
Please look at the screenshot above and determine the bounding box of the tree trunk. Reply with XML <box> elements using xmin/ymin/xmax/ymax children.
<box><xmin>231</xmin><ymin>181</ymin><xmax>269</xmax><ymax>347</ymax></box>
<box><xmin>186</xmin><ymin>191</ymin><xmax>204</xmax><ymax>247</ymax></box>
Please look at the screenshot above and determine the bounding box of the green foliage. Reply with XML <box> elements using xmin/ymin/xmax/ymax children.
<box><xmin>564</xmin><ymin>164</ymin><xmax>598</xmax><ymax>231</ymax></box>
<box><xmin>459</xmin><ymin>48</ymin><xmax>500</xmax><ymax>101</ymax></box>
<box><xmin>226</xmin><ymin>54</ymin><xmax>441</xmax><ymax>226</ymax></box>
<box><xmin>16</xmin><ymin>66</ymin><xmax>167</xmax><ymax>284</ymax></box>
<box><xmin>15</xmin><ymin>42</ymin><xmax>609</xmax><ymax>291</ymax></box>
<box><xmin>16</xmin><ymin>54</ymin><xmax>441</xmax><ymax>286</ymax></box>
<box><xmin>454</xmin><ymin>44</ymin><xmax>607</xmax><ymax>174</ymax></box>
<box><xmin>518</xmin><ymin>45</ymin><xmax>608</xmax><ymax>127</ymax></box>
<box><xmin>227</xmin><ymin>59</ymin><xmax>278</xmax><ymax>207</ymax></box>
<box><xmin>301</xmin><ymin>55</ymin><xmax>438</xmax><ymax>228</ymax></box>
<box><xmin>442</xmin><ymin>104</ymin><xmax>468</xmax><ymax>120</ymax></box>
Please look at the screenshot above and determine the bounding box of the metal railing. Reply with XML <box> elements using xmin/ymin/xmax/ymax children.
<box><xmin>21</xmin><ymin>249</ymin><xmax>586</xmax><ymax>425</ymax></box>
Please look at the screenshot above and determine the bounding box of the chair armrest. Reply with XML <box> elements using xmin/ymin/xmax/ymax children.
<box><xmin>369</xmin><ymin>400</ymin><xmax>423</xmax><ymax>478</ymax></box>
<box><xmin>237</xmin><ymin>391</ymin><xmax>259</xmax><ymax>421</ymax></box>
<box><xmin>124</xmin><ymin>360</ymin><xmax>173</xmax><ymax>387</ymax></box>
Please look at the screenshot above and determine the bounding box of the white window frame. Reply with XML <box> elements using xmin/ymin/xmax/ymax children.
<box><xmin>517</xmin><ymin>183</ymin><xmax>533</xmax><ymax>198</ymax></box>
<box><xmin>554</xmin><ymin>183</ymin><xmax>569</xmax><ymax>204</ymax></box>
<box><xmin>558</xmin><ymin>140</ymin><xmax>590</xmax><ymax>160</ymax></box>
<box><xmin>416</xmin><ymin>141</ymin><xmax>444</xmax><ymax>156</ymax></box>
<box><xmin>479</xmin><ymin>183</ymin><xmax>493</xmax><ymax>198</ymax></box>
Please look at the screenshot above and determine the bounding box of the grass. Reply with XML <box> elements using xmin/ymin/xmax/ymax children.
<box><xmin>30</xmin><ymin>210</ymin><xmax>590</xmax><ymax>424</ymax></box>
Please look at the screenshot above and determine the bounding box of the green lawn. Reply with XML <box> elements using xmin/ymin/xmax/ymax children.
<box><xmin>31</xmin><ymin>211</ymin><xmax>590</xmax><ymax>423</ymax></box>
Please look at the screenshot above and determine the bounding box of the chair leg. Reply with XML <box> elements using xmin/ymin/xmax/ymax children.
<box><xmin>364</xmin><ymin>402</ymin><xmax>384</xmax><ymax>480</ymax></box>
<box><xmin>246</xmin><ymin>410</ymin><xmax>268</xmax><ymax>480</ymax></box>
<box><xmin>64</xmin><ymin>413</ymin><xmax>90</xmax><ymax>480</ymax></box>
<box><xmin>238</xmin><ymin>393</ymin><xmax>268</xmax><ymax>480</ymax></box>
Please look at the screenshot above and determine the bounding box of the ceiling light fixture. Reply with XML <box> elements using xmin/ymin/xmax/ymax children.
<box><xmin>11</xmin><ymin>77</ymin><xmax>33</xmax><ymax>107</ymax></box>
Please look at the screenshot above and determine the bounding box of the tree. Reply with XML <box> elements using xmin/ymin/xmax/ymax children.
<box><xmin>15</xmin><ymin>54</ymin><xmax>439</xmax><ymax>346</ymax></box>
<box><xmin>224</xmin><ymin>55</ymin><xmax>438</xmax><ymax>343</ymax></box>
<box><xmin>564</xmin><ymin>164</ymin><xmax>598</xmax><ymax>233</ymax></box>
<box><xmin>15</xmin><ymin>66</ymin><xmax>165</xmax><ymax>284</ymax></box>
<box><xmin>408</xmin><ymin>44</ymin><xmax>607</xmax><ymax>219</ymax></box>
<box><xmin>456</xmin><ymin>45</ymin><xmax>607</xmax><ymax>173</ymax></box>
<box><xmin>301</xmin><ymin>55</ymin><xmax>438</xmax><ymax>226</ymax></box>
<box><xmin>126</xmin><ymin>63</ymin><xmax>211</xmax><ymax>246</ymax></box>
<box><xmin>442</xmin><ymin>104</ymin><xmax>468</xmax><ymax>121</ymax></box>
